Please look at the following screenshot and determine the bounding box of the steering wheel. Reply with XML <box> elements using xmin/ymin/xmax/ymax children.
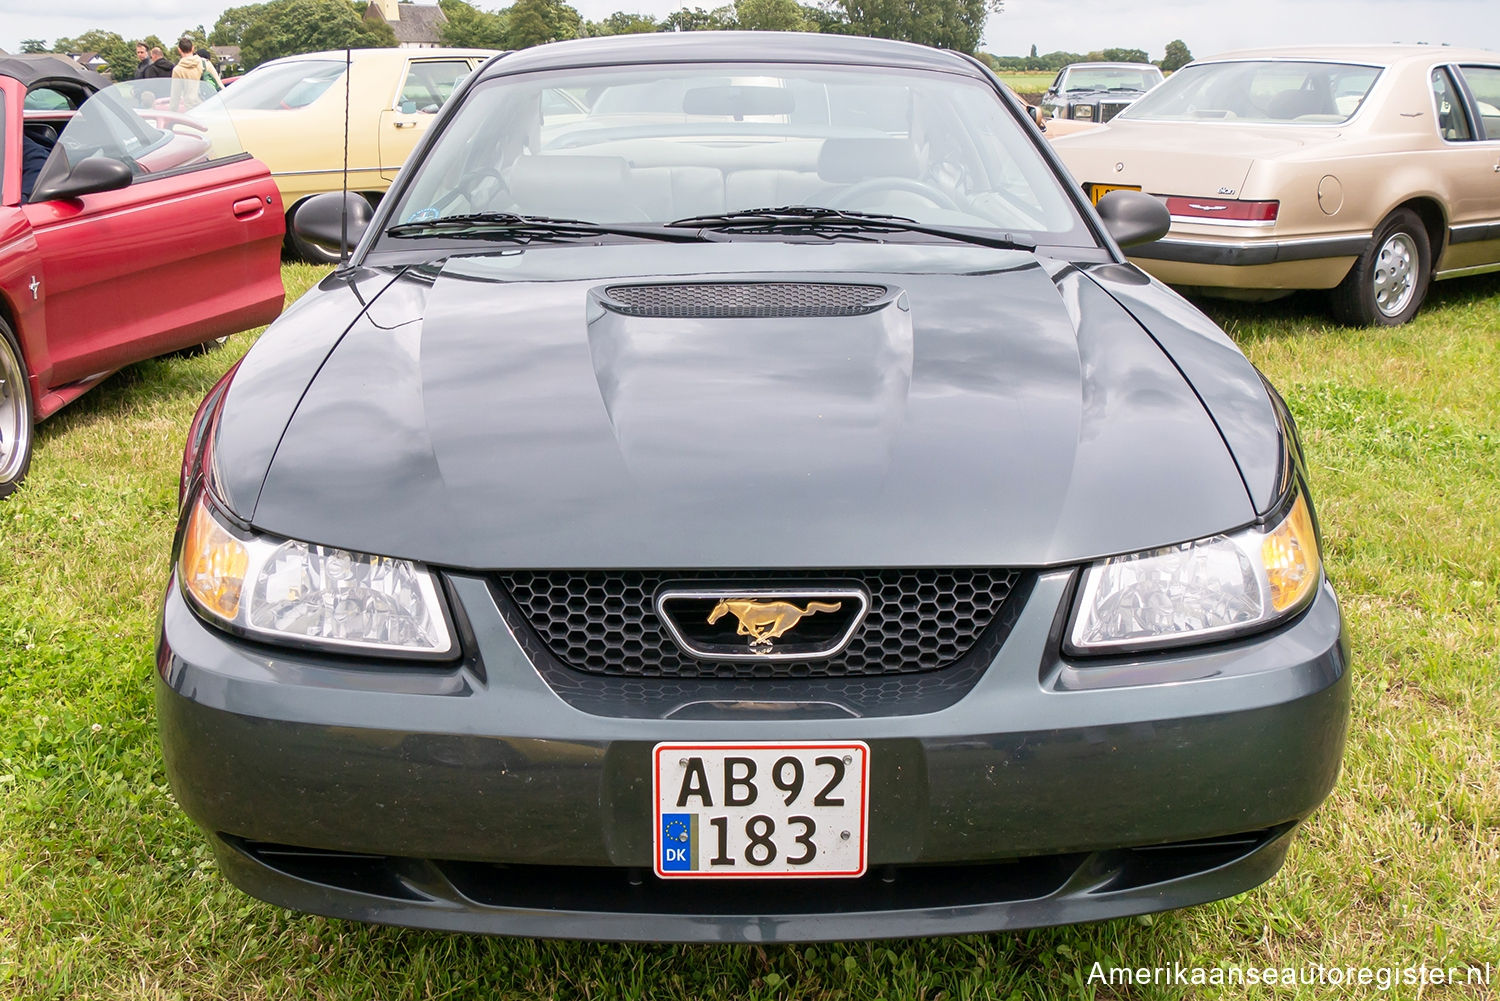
<box><xmin>826</xmin><ymin>177</ymin><xmax>959</xmax><ymax>211</ymax></box>
<box><xmin>429</xmin><ymin>167</ymin><xmax>510</xmax><ymax>215</ymax></box>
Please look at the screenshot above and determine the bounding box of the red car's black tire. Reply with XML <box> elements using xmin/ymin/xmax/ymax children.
<box><xmin>1328</xmin><ymin>208</ymin><xmax>1432</xmax><ymax>327</ymax></box>
<box><xmin>0</xmin><ymin>317</ymin><xmax>34</xmax><ymax>500</ymax></box>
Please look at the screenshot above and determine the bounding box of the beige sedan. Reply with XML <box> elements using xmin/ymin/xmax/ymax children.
<box><xmin>201</xmin><ymin>47</ymin><xmax>499</xmax><ymax>260</ymax></box>
<box><xmin>1052</xmin><ymin>46</ymin><xmax>1500</xmax><ymax>325</ymax></box>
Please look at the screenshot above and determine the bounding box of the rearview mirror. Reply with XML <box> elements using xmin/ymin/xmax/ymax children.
<box><xmin>30</xmin><ymin>155</ymin><xmax>133</xmax><ymax>202</ymax></box>
<box><xmin>290</xmin><ymin>191</ymin><xmax>374</xmax><ymax>258</ymax></box>
<box><xmin>1095</xmin><ymin>189</ymin><xmax>1171</xmax><ymax>248</ymax></box>
<box><xmin>683</xmin><ymin>85</ymin><xmax>794</xmax><ymax>118</ymax></box>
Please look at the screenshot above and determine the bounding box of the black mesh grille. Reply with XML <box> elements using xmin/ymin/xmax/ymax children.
<box><xmin>497</xmin><ymin>569</ymin><xmax>1021</xmax><ymax>680</ymax></box>
<box><xmin>602</xmin><ymin>283</ymin><xmax>887</xmax><ymax>318</ymax></box>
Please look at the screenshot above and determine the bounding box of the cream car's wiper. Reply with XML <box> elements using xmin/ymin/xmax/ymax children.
<box><xmin>666</xmin><ymin>206</ymin><xmax>1037</xmax><ymax>252</ymax></box>
<box><xmin>386</xmin><ymin>212</ymin><xmax>707</xmax><ymax>243</ymax></box>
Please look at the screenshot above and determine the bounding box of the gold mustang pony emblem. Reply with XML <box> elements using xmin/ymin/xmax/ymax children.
<box><xmin>708</xmin><ymin>598</ymin><xmax>843</xmax><ymax>649</ymax></box>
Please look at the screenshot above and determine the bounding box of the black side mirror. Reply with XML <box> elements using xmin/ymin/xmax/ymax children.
<box><xmin>290</xmin><ymin>191</ymin><xmax>374</xmax><ymax>257</ymax></box>
<box><xmin>30</xmin><ymin>155</ymin><xmax>133</xmax><ymax>202</ymax></box>
<box><xmin>1095</xmin><ymin>189</ymin><xmax>1171</xmax><ymax>248</ymax></box>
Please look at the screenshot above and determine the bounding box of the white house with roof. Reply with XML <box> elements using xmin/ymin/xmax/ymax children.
<box><xmin>364</xmin><ymin>0</ymin><xmax>449</xmax><ymax>49</ymax></box>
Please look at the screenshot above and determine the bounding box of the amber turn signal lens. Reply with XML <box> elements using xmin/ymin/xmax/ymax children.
<box><xmin>1262</xmin><ymin>493</ymin><xmax>1319</xmax><ymax>612</ymax></box>
<box><xmin>180</xmin><ymin>496</ymin><xmax>249</xmax><ymax>620</ymax></box>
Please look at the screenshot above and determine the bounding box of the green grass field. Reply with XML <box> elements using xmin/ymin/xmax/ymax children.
<box><xmin>992</xmin><ymin>71</ymin><xmax>1056</xmax><ymax>100</ymax></box>
<box><xmin>1</xmin><ymin>264</ymin><xmax>1496</xmax><ymax>999</ymax></box>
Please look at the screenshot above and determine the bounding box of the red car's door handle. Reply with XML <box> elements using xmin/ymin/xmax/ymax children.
<box><xmin>232</xmin><ymin>197</ymin><xmax>265</xmax><ymax>220</ymax></box>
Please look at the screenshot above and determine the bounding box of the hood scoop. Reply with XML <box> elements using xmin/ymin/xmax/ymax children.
<box><xmin>585</xmin><ymin>282</ymin><xmax>915</xmax><ymax>497</ymax></box>
<box><xmin>600</xmin><ymin>281</ymin><xmax>893</xmax><ymax>318</ymax></box>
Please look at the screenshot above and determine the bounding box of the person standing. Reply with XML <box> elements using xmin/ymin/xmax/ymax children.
<box><xmin>21</xmin><ymin>132</ymin><xmax>51</xmax><ymax>202</ymax></box>
<box><xmin>169</xmin><ymin>37</ymin><xmax>206</xmax><ymax>113</ymax></box>
<box><xmin>195</xmin><ymin>46</ymin><xmax>223</xmax><ymax>90</ymax></box>
<box><xmin>135</xmin><ymin>44</ymin><xmax>174</xmax><ymax>107</ymax></box>
<box><xmin>144</xmin><ymin>47</ymin><xmax>174</xmax><ymax>78</ymax></box>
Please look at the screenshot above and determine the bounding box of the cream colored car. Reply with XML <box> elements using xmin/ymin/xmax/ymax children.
<box><xmin>1052</xmin><ymin>46</ymin><xmax>1500</xmax><ymax>325</ymax></box>
<box><xmin>201</xmin><ymin>47</ymin><xmax>499</xmax><ymax>260</ymax></box>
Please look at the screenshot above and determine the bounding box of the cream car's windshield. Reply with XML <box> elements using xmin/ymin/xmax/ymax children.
<box><xmin>204</xmin><ymin>59</ymin><xmax>345</xmax><ymax>111</ymax></box>
<box><xmin>387</xmin><ymin>63</ymin><xmax>1092</xmax><ymax>244</ymax></box>
<box><xmin>1122</xmin><ymin>60</ymin><xmax>1382</xmax><ymax>124</ymax></box>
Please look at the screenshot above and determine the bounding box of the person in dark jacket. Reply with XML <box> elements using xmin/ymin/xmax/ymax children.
<box><xmin>133</xmin><ymin>45</ymin><xmax>175</xmax><ymax>106</ymax></box>
<box><xmin>143</xmin><ymin>47</ymin><xmax>174</xmax><ymax>78</ymax></box>
<box><xmin>21</xmin><ymin>133</ymin><xmax>51</xmax><ymax>202</ymax></box>
<box><xmin>134</xmin><ymin>43</ymin><xmax>151</xmax><ymax>78</ymax></box>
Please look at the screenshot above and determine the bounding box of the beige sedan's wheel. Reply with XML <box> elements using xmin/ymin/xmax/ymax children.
<box><xmin>1372</xmin><ymin>232</ymin><xmax>1419</xmax><ymax>317</ymax></box>
<box><xmin>1329</xmin><ymin>208</ymin><xmax>1431</xmax><ymax>327</ymax></box>
<box><xmin>0</xmin><ymin>318</ymin><xmax>34</xmax><ymax>499</ymax></box>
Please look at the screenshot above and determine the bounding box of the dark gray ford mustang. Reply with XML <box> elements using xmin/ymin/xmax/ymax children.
<box><xmin>157</xmin><ymin>32</ymin><xmax>1349</xmax><ymax>942</ymax></box>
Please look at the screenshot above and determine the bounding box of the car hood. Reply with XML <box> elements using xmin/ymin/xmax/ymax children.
<box><xmin>1052</xmin><ymin>119</ymin><xmax>1343</xmax><ymax>197</ymax></box>
<box><xmin>236</xmin><ymin>243</ymin><xmax>1256</xmax><ymax>570</ymax></box>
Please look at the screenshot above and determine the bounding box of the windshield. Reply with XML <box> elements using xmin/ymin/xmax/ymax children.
<box><xmin>1061</xmin><ymin>66</ymin><xmax>1162</xmax><ymax>93</ymax></box>
<box><xmin>385</xmin><ymin>63</ymin><xmax>1091</xmax><ymax>247</ymax></box>
<box><xmin>1122</xmin><ymin>60</ymin><xmax>1381</xmax><ymax>123</ymax></box>
<box><xmin>202</xmin><ymin>58</ymin><xmax>345</xmax><ymax>111</ymax></box>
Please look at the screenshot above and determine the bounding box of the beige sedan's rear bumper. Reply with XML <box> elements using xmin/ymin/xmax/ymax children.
<box><xmin>1129</xmin><ymin>233</ymin><xmax>1368</xmax><ymax>290</ymax></box>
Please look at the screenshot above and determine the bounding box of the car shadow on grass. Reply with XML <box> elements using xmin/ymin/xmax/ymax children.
<box><xmin>288</xmin><ymin>906</ymin><xmax>1209</xmax><ymax>998</ymax></box>
<box><xmin>1188</xmin><ymin>270</ymin><xmax>1500</xmax><ymax>342</ymax></box>
<box><xmin>31</xmin><ymin>343</ymin><xmax>247</xmax><ymax>451</ymax></box>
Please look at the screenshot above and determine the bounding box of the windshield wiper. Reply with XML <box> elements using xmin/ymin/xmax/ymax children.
<box><xmin>386</xmin><ymin>212</ymin><xmax>707</xmax><ymax>243</ymax></box>
<box><xmin>666</xmin><ymin>206</ymin><xmax>1036</xmax><ymax>252</ymax></box>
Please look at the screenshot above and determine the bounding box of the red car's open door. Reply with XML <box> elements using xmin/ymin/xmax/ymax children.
<box><xmin>20</xmin><ymin>80</ymin><xmax>284</xmax><ymax>391</ymax></box>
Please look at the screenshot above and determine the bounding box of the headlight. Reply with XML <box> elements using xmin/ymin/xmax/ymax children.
<box><xmin>178</xmin><ymin>494</ymin><xmax>456</xmax><ymax>658</ymax></box>
<box><xmin>1067</xmin><ymin>490</ymin><xmax>1320</xmax><ymax>654</ymax></box>
<box><xmin>1074</xmin><ymin>104</ymin><xmax>1094</xmax><ymax>120</ymax></box>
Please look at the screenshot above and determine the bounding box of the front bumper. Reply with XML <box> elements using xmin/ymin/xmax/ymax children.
<box><xmin>157</xmin><ymin>570</ymin><xmax>1350</xmax><ymax>941</ymax></box>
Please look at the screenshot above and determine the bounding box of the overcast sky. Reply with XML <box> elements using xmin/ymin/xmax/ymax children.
<box><xmin>1</xmin><ymin>0</ymin><xmax>1496</xmax><ymax>61</ymax></box>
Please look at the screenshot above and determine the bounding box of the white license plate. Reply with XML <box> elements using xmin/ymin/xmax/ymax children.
<box><xmin>653</xmin><ymin>742</ymin><xmax>869</xmax><ymax>878</ymax></box>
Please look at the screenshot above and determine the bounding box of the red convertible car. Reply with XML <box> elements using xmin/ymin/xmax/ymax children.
<box><xmin>0</xmin><ymin>55</ymin><xmax>285</xmax><ymax>498</ymax></box>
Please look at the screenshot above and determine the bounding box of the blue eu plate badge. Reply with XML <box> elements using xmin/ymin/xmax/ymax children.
<box><xmin>660</xmin><ymin>813</ymin><xmax>697</xmax><ymax>871</ymax></box>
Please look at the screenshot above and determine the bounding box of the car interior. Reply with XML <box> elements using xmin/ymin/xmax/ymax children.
<box><xmin>22</xmin><ymin>82</ymin><xmax>231</xmax><ymax>201</ymax></box>
<box><xmin>1129</xmin><ymin>61</ymin><xmax>1380</xmax><ymax>123</ymax></box>
<box><xmin>20</xmin><ymin>81</ymin><xmax>88</xmax><ymax>162</ymax></box>
<box><xmin>393</xmin><ymin>77</ymin><xmax>1076</xmax><ymax>236</ymax></box>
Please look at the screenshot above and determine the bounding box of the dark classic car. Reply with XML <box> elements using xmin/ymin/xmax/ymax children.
<box><xmin>1041</xmin><ymin>61</ymin><xmax>1165</xmax><ymax>123</ymax></box>
<box><xmin>157</xmin><ymin>32</ymin><xmax>1348</xmax><ymax>942</ymax></box>
<box><xmin>0</xmin><ymin>55</ymin><xmax>285</xmax><ymax>498</ymax></box>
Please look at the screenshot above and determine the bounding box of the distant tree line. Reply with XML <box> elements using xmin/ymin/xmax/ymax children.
<box><xmin>212</xmin><ymin>0</ymin><xmax>396</xmax><ymax>68</ymax></box>
<box><xmin>982</xmin><ymin>38</ymin><xmax>1192</xmax><ymax>73</ymax></box>
<box><xmin>436</xmin><ymin>0</ymin><xmax>1004</xmax><ymax>58</ymax></box>
<box><xmin>22</xmin><ymin>29</ymin><xmax>171</xmax><ymax>81</ymax></box>
<box><xmin>16</xmin><ymin>2</ymin><xmax>397</xmax><ymax>78</ymax></box>
<box><xmin>24</xmin><ymin>1</ymin><xmax>1191</xmax><ymax>83</ymax></box>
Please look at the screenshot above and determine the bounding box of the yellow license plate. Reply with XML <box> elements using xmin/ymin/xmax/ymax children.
<box><xmin>1087</xmin><ymin>183</ymin><xmax>1141</xmax><ymax>205</ymax></box>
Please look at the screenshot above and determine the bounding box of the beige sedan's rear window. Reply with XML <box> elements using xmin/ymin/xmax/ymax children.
<box><xmin>1122</xmin><ymin>61</ymin><xmax>1381</xmax><ymax>124</ymax></box>
<box><xmin>1458</xmin><ymin>66</ymin><xmax>1500</xmax><ymax>138</ymax></box>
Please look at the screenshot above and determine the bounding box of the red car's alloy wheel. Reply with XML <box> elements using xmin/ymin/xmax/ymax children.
<box><xmin>0</xmin><ymin>318</ymin><xmax>33</xmax><ymax>498</ymax></box>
